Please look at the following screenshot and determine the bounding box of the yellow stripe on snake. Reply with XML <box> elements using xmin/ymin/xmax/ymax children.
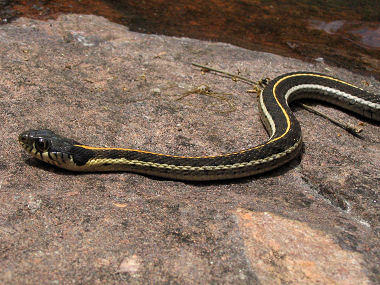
<box><xmin>19</xmin><ymin>72</ymin><xmax>380</xmax><ymax>181</ymax></box>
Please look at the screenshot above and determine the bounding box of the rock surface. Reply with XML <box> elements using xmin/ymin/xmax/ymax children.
<box><xmin>0</xmin><ymin>15</ymin><xmax>379</xmax><ymax>284</ymax></box>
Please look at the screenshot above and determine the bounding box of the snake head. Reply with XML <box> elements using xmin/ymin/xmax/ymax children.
<box><xmin>18</xmin><ymin>129</ymin><xmax>87</xmax><ymax>169</ymax></box>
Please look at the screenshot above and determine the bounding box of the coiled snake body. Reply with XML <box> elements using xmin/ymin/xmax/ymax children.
<box><xmin>19</xmin><ymin>72</ymin><xmax>380</xmax><ymax>181</ymax></box>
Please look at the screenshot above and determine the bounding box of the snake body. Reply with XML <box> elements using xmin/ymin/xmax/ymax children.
<box><xmin>19</xmin><ymin>72</ymin><xmax>380</xmax><ymax>181</ymax></box>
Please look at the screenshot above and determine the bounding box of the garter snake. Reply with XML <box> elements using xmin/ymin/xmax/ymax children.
<box><xmin>19</xmin><ymin>72</ymin><xmax>380</xmax><ymax>181</ymax></box>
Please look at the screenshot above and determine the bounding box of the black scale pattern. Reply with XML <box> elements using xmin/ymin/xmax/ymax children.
<box><xmin>69</xmin><ymin>72</ymin><xmax>379</xmax><ymax>180</ymax></box>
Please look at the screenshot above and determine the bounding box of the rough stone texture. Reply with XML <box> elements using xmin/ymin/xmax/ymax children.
<box><xmin>236</xmin><ymin>209</ymin><xmax>371</xmax><ymax>284</ymax></box>
<box><xmin>0</xmin><ymin>15</ymin><xmax>379</xmax><ymax>284</ymax></box>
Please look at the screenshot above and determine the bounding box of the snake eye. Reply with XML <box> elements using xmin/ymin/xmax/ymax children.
<box><xmin>35</xmin><ymin>138</ymin><xmax>49</xmax><ymax>152</ymax></box>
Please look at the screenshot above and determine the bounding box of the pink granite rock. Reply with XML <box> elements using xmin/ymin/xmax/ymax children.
<box><xmin>0</xmin><ymin>15</ymin><xmax>379</xmax><ymax>284</ymax></box>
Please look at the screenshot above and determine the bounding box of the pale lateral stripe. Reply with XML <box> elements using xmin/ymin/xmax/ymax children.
<box><xmin>259</xmin><ymin>91</ymin><xmax>276</xmax><ymax>138</ymax></box>
<box><xmin>85</xmin><ymin>139</ymin><xmax>301</xmax><ymax>171</ymax></box>
<box><xmin>284</xmin><ymin>84</ymin><xmax>380</xmax><ymax>109</ymax></box>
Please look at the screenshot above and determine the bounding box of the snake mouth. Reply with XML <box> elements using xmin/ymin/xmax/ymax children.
<box><xmin>18</xmin><ymin>135</ymin><xmax>57</xmax><ymax>167</ymax></box>
<box><xmin>18</xmin><ymin>132</ymin><xmax>30</xmax><ymax>147</ymax></box>
<box><xmin>18</xmin><ymin>129</ymin><xmax>83</xmax><ymax>170</ymax></box>
<box><xmin>18</xmin><ymin>130</ymin><xmax>51</xmax><ymax>164</ymax></box>
<box><xmin>19</xmin><ymin>142</ymin><xmax>32</xmax><ymax>153</ymax></box>
<box><xmin>18</xmin><ymin>137</ymin><xmax>34</xmax><ymax>155</ymax></box>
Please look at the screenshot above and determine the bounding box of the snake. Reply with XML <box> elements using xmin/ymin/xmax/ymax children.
<box><xmin>19</xmin><ymin>72</ymin><xmax>380</xmax><ymax>181</ymax></box>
